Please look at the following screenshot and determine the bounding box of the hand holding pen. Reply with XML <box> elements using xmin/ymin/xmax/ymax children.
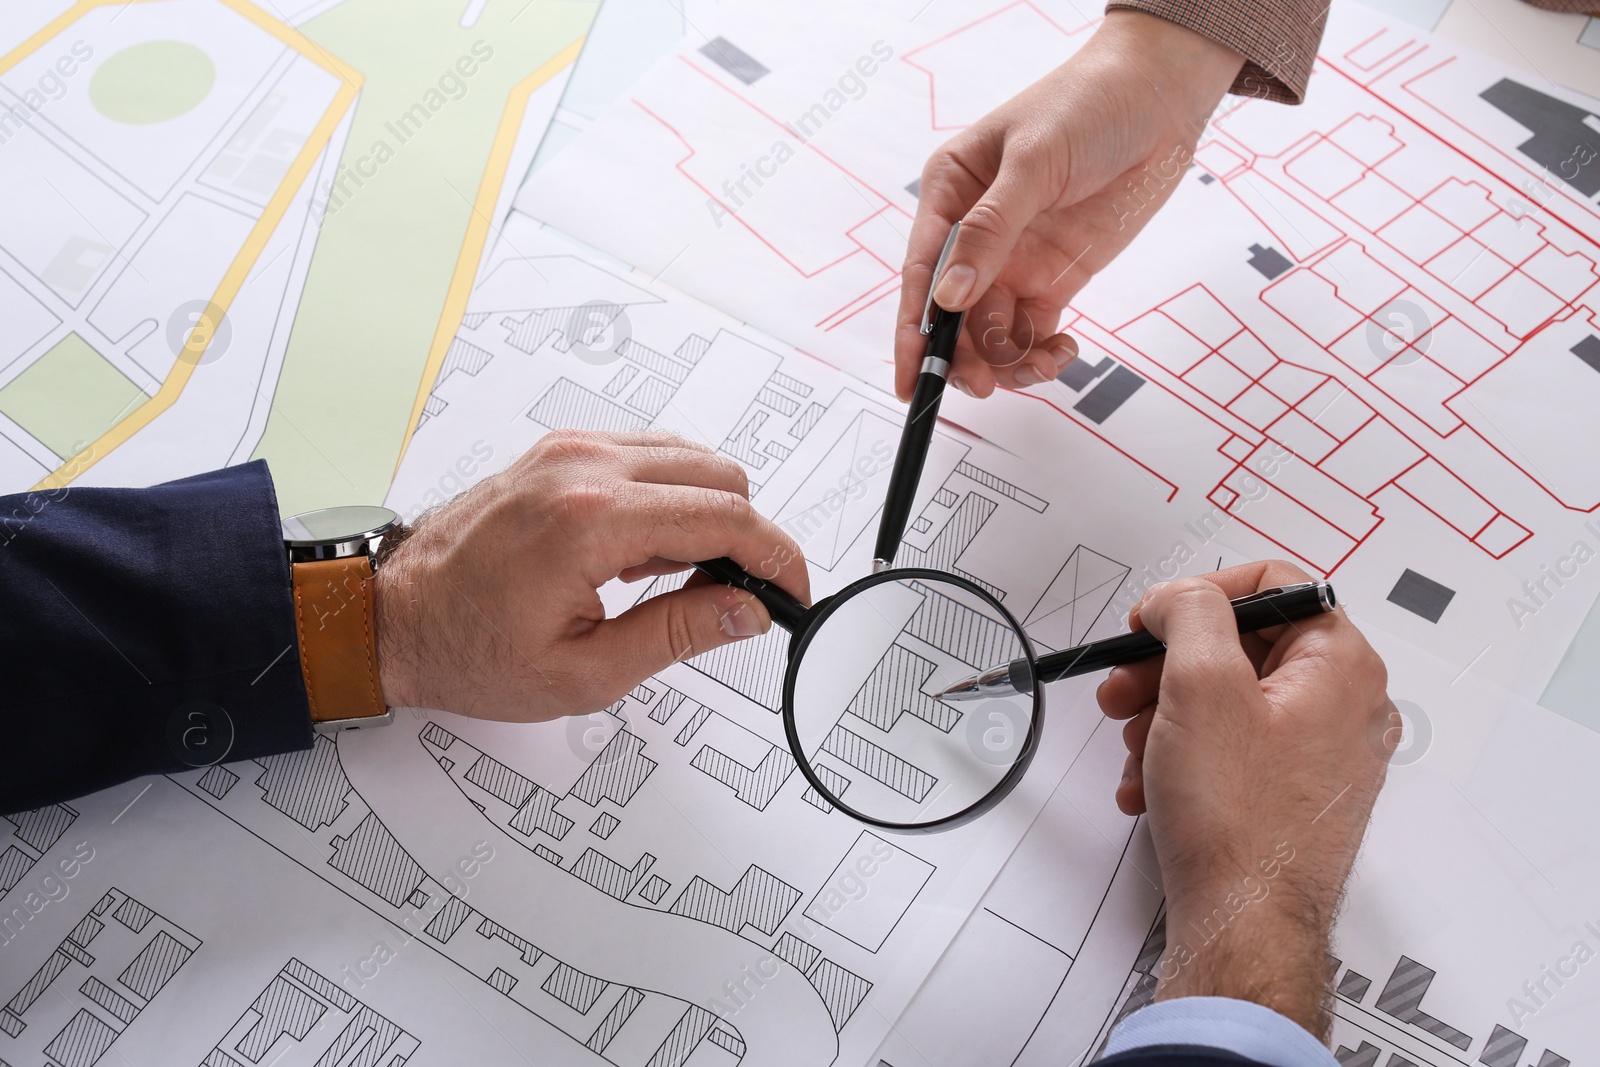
<box><xmin>875</xmin><ymin>222</ymin><xmax>966</xmax><ymax>572</ymax></box>
<box><xmin>939</xmin><ymin>581</ymin><xmax>1337</xmax><ymax>699</ymax></box>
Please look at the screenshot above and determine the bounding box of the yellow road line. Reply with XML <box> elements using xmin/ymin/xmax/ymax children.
<box><xmin>394</xmin><ymin>35</ymin><xmax>586</xmax><ymax>470</ymax></box>
<box><xmin>28</xmin><ymin>0</ymin><xmax>363</xmax><ymax>490</ymax></box>
<box><xmin>0</xmin><ymin>4</ymin><xmax>91</xmax><ymax>78</ymax></box>
<box><xmin>215</xmin><ymin>0</ymin><xmax>364</xmax><ymax>86</ymax></box>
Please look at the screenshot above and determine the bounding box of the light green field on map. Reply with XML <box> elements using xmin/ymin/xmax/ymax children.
<box><xmin>0</xmin><ymin>333</ymin><xmax>143</xmax><ymax>459</ymax></box>
<box><xmin>90</xmin><ymin>40</ymin><xmax>217</xmax><ymax>124</ymax></box>
<box><xmin>251</xmin><ymin>0</ymin><xmax>597</xmax><ymax>515</ymax></box>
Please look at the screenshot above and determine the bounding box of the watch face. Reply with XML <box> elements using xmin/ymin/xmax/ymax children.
<box><xmin>282</xmin><ymin>505</ymin><xmax>399</xmax><ymax>548</ymax></box>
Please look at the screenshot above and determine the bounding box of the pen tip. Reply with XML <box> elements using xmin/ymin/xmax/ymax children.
<box><xmin>934</xmin><ymin>677</ymin><xmax>977</xmax><ymax>701</ymax></box>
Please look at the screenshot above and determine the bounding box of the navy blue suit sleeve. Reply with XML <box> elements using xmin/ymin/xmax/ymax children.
<box><xmin>1096</xmin><ymin>1047</ymin><xmax>1261</xmax><ymax>1065</ymax></box>
<box><xmin>1</xmin><ymin>460</ymin><xmax>313</xmax><ymax>813</ymax></box>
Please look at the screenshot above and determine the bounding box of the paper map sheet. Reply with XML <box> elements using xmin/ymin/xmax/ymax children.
<box><xmin>517</xmin><ymin>0</ymin><xmax>1600</xmax><ymax>1062</ymax></box>
<box><xmin>523</xmin><ymin>0</ymin><xmax>1600</xmax><ymax>703</ymax></box>
<box><xmin>0</xmin><ymin>213</ymin><xmax>1220</xmax><ymax>1066</ymax></box>
<box><xmin>876</xmin><ymin>625</ymin><xmax>1600</xmax><ymax>1067</ymax></box>
<box><xmin>4</xmin><ymin>1</ymin><xmax>1600</xmax><ymax>1065</ymax></box>
<box><xmin>0</xmin><ymin>0</ymin><xmax>596</xmax><ymax>513</ymax></box>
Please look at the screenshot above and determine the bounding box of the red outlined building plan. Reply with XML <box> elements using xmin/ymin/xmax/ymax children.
<box><xmin>517</xmin><ymin>1</ymin><xmax>1600</xmax><ymax>1063</ymax></box>
<box><xmin>523</xmin><ymin>0</ymin><xmax>1600</xmax><ymax>701</ymax></box>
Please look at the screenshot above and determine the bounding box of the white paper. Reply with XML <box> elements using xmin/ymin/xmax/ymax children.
<box><xmin>521</xmin><ymin>0</ymin><xmax>1600</xmax><ymax>700</ymax></box>
<box><xmin>0</xmin><ymin>214</ymin><xmax>1219</xmax><ymax>1066</ymax></box>
<box><xmin>868</xmin><ymin>621</ymin><xmax>1600</xmax><ymax>1067</ymax></box>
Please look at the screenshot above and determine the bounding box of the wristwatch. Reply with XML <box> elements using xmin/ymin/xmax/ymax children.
<box><xmin>282</xmin><ymin>505</ymin><xmax>400</xmax><ymax>735</ymax></box>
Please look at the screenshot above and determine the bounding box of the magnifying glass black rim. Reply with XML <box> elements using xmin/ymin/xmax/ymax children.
<box><xmin>781</xmin><ymin>566</ymin><xmax>1042</xmax><ymax>834</ymax></box>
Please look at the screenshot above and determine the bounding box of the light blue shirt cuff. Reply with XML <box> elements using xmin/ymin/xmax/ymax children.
<box><xmin>1102</xmin><ymin>996</ymin><xmax>1340</xmax><ymax>1067</ymax></box>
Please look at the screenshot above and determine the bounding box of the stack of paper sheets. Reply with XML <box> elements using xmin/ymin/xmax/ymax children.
<box><xmin>1</xmin><ymin>1</ymin><xmax>1596</xmax><ymax>1065</ymax></box>
<box><xmin>513</xmin><ymin>1</ymin><xmax>1600</xmax><ymax>1062</ymax></box>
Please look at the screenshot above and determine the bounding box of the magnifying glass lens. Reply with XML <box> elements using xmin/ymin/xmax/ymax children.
<box><xmin>787</xmin><ymin>575</ymin><xmax>1038</xmax><ymax>828</ymax></box>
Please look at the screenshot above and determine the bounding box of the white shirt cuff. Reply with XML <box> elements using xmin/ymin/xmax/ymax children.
<box><xmin>1102</xmin><ymin>996</ymin><xmax>1340</xmax><ymax>1067</ymax></box>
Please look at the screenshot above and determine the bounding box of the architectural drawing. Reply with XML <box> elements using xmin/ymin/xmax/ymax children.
<box><xmin>522</xmin><ymin>0</ymin><xmax>1600</xmax><ymax>700</ymax></box>
<box><xmin>518</xmin><ymin>4</ymin><xmax>1600</xmax><ymax>1065</ymax></box>
<box><xmin>383</xmin><ymin>217</ymin><xmax>1165</xmax><ymax>1063</ymax></box>
<box><xmin>0</xmin><ymin>804</ymin><xmax>76</xmax><ymax>899</ymax></box>
<box><xmin>1085</xmin><ymin>926</ymin><xmax>1580</xmax><ymax>1067</ymax></box>
<box><xmin>8</xmin><ymin>5</ymin><xmax>1595</xmax><ymax>1067</ymax></box>
<box><xmin>0</xmin><ymin>888</ymin><xmax>201</xmax><ymax>1066</ymax></box>
<box><xmin>199</xmin><ymin>957</ymin><xmax>420</xmax><ymax>1067</ymax></box>
<box><xmin>0</xmin><ymin>211</ymin><xmax>1139</xmax><ymax>1066</ymax></box>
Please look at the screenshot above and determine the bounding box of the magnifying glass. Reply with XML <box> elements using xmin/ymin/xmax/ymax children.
<box><xmin>682</xmin><ymin>224</ymin><xmax>1041</xmax><ymax>833</ymax></box>
<box><xmin>692</xmin><ymin>558</ymin><xmax>1041</xmax><ymax>833</ymax></box>
<box><xmin>688</xmin><ymin>223</ymin><xmax>1339</xmax><ymax>830</ymax></box>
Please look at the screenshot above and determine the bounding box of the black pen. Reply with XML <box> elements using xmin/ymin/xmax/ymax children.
<box><xmin>873</xmin><ymin>222</ymin><xmax>965</xmax><ymax>572</ymax></box>
<box><xmin>936</xmin><ymin>582</ymin><xmax>1338</xmax><ymax>700</ymax></box>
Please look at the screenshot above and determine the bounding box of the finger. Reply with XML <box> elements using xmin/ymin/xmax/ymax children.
<box><xmin>617</xmin><ymin>558</ymin><xmax>693</xmax><ymax>583</ymax></box>
<box><xmin>1127</xmin><ymin>559</ymin><xmax>1317</xmax><ymax>633</ymax></box>
<box><xmin>1098</xmin><ymin>657</ymin><xmax>1163</xmax><ymax>719</ymax></box>
<box><xmin>602</xmin><ymin>430</ymin><xmax>716</xmax><ymax>452</ymax></box>
<box><xmin>576</xmin><ymin>585</ymin><xmax>773</xmax><ymax>702</ymax></box>
<box><xmin>970</xmin><ymin>304</ymin><xmax>1073</xmax><ymax>392</ymax></box>
<box><xmin>933</xmin><ymin>152</ymin><xmax>1056</xmax><ymax>314</ymax></box>
<box><xmin>1239</xmin><ymin>630</ymin><xmax>1275</xmax><ymax>677</ymax></box>
<box><xmin>948</xmin><ymin>347</ymin><xmax>998</xmax><ymax>399</ymax></box>
<box><xmin>1122</xmin><ymin>706</ymin><xmax>1155</xmax><ymax>759</ymax></box>
<box><xmin>522</xmin><ymin>431</ymin><xmax>718</xmax><ymax>489</ymax></box>
<box><xmin>1116</xmin><ymin>750</ymin><xmax>1147</xmax><ymax>816</ymax></box>
<box><xmin>1195</xmin><ymin>559</ymin><xmax>1316</xmax><ymax>598</ymax></box>
<box><xmin>591</xmin><ymin>483</ymin><xmax>811</xmax><ymax>605</ymax></box>
<box><xmin>968</xmin><ymin>286</ymin><xmax>1030</xmax><ymax>375</ymax></box>
<box><xmin>1038</xmin><ymin>333</ymin><xmax>1080</xmax><ymax>383</ymax></box>
<box><xmin>897</xmin><ymin>143</ymin><xmax>993</xmax><ymax>400</ymax></box>
<box><xmin>538</xmin><ymin>428</ymin><xmax>716</xmax><ymax>456</ymax></box>
<box><xmin>622</xmin><ymin>445</ymin><xmax>749</xmax><ymax>498</ymax></box>
<box><xmin>1137</xmin><ymin>577</ymin><xmax>1262</xmax><ymax>728</ymax></box>
<box><xmin>617</xmin><ymin>556</ymin><xmax>778</xmax><ymax>586</ymax></box>
<box><xmin>1000</xmin><ymin>300</ymin><xmax>1069</xmax><ymax>389</ymax></box>
<box><xmin>1132</xmin><ymin>561</ymin><xmax>1361</xmax><ymax>686</ymax></box>
<box><xmin>946</xmin><ymin>284</ymin><xmax>1014</xmax><ymax>399</ymax></box>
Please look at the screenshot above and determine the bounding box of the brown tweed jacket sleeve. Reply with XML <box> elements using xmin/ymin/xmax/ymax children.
<box><xmin>1105</xmin><ymin>0</ymin><xmax>1328</xmax><ymax>104</ymax></box>
<box><xmin>1519</xmin><ymin>0</ymin><xmax>1596</xmax><ymax>12</ymax></box>
<box><xmin>1107</xmin><ymin>0</ymin><xmax>1597</xmax><ymax>106</ymax></box>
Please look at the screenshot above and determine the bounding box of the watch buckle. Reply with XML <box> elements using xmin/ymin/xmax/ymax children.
<box><xmin>314</xmin><ymin>709</ymin><xmax>395</xmax><ymax>735</ymax></box>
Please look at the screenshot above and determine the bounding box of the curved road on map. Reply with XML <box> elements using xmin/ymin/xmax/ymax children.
<box><xmin>339</xmin><ymin>713</ymin><xmax>838</xmax><ymax>1065</ymax></box>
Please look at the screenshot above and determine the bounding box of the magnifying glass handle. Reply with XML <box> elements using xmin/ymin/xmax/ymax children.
<box><xmin>692</xmin><ymin>558</ymin><xmax>810</xmax><ymax>633</ymax></box>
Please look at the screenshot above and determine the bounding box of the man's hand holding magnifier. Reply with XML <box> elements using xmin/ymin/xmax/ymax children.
<box><xmin>376</xmin><ymin>430</ymin><xmax>811</xmax><ymax>722</ymax></box>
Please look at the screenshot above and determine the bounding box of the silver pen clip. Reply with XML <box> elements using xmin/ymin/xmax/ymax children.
<box><xmin>921</xmin><ymin>222</ymin><xmax>962</xmax><ymax>335</ymax></box>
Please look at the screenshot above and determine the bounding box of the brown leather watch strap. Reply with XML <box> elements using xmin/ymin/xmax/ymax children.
<box><xmin>291</xmin><ymin>556</ymin><xmax>386</xmax><ymax>724</ymax></box>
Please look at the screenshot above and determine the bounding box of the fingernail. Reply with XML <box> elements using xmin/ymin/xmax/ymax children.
<box><xmin>1014</xmin><ymin>366</ymin><xmax>1048</xmax><ymax>387</ymax></box>
<box><xmin>933</xmin><ymin>264</ymin><xmax>975</xmax><ymax>309</ymax></box>
<box><xmin>718</xmin><ymin>592</ymin><xmax>768</xmax><ymax>638</ymax></box>
<box><xmin>1145</xmin><ymin>582</ymin><xmax>1168</xmax><ymax>599</ymax></box>
<box><xmin>951</xmin><ymin>376</ymin><xmax>977</xmax><ymax>398</ymax></box>
<box><xmin>1049</xmin><ymin>331</ymin><xmax>1079</xmax><ymax>362</ymax></box>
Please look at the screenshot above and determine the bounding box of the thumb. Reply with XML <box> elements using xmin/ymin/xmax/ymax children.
<box><xmin>1137</xmin><ymin>579</ymin><xmax>1260</xmax><ymax>728</ymax></box>
<box><xmin>586</xmin><ymin>584</ymin><xmax>771</xmax><ymax>680</ymax></box>
<box><xmin>933</xmin><ymin>158</ymin><xmax>1054</xmax><ymax>311</ymax></box>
